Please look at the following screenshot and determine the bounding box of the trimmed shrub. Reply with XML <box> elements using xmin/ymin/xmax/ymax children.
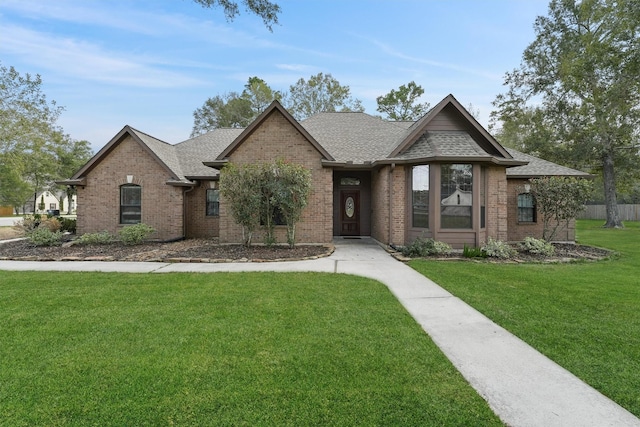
<box><xmin>75</xmin><ymin>231</ymin><xmax>114</xmax><ymax>245</ymax></box>
<box><xmin>27</xmin><ymin>228</ymin><xmax>63</xmax><ymax>246</ymax></box>
<box><xmin>482</xmin><ymin>237</ymin><xmax>516</xmax><ymax>259</ymax></box>
<box><xmin>521</xmin><ymin>237</ymin><xmax>555</xmax><ymax>256</ymax></box>
<box><xmin>401</xmin><ymin>238</ymin><xmax>452</xmax><ymax>257</ymax></box>
<box><xmin>118</xmin><ymin>223</ymin><xmax>155</xmax><ymax>245</ymax></box>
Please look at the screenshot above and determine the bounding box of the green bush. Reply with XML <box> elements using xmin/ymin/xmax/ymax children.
<box><xmin>118</xmin><ymin>223</ymin><xmax>155</xmax><ymax>245</ymax></box>
<box><xmin>27</xmin><ymin>228</ymin><xmax>63</xmax><ymax>247</ymax></box>
<box><xmin>520</xmin><ymin>236</ymin><xmax>555</xmax><ymax>256</ymax></box>
<box><xmin>482</xmin><ymin>237</ymin><xmax>516</xmax><ymax>259</ymax></box>
<box><xmin>401</xmin><ymin>238</ymin><xmax>452</xmax><ymax>257</ymax></box>
<box><xmin>75</xmin><ymin>231</ymin><xmax>114</xmax><ymax>245</ymax></box>
<box><xmin>463</xmin><ymin>245</ymin><xmax>487</xmax><ymax>258</ymax></box>
<box><xmin>58</xmin><ymin>217</ymin><xmax>77</xmax><ymax>233</ymax></box>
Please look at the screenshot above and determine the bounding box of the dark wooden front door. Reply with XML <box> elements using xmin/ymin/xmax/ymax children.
<box><xmin>340</xmin><ymin>190</ymin><xmax>360</xmax><ymax>235</ymax></box>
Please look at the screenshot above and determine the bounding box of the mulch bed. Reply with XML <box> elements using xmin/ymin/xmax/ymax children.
<box><xmin>0</xmin><ymin>236</ymin><xmax>611</xmax><ymax>264</ymax></box>
<box><xmin>393</xmin><ymin>243</ymin><xmax>613</xmax><ymax>263</ymax></box>
<box><xmin>0</xmin><ymin>238</ymin><xmax>333</xmax><ymax>263</ymax></box>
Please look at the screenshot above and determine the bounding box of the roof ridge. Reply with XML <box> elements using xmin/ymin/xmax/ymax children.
<box><xmin>128</xmin><ymin>126</ymin><xmax>174</xmax><ymax>146</ymax></box>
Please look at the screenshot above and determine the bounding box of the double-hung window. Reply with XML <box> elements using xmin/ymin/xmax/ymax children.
<box><xmin>120</xmin><ymin>184</ymin><xmax>141</xmax><ymax>224</ymax></box>
<box><xmin>517</xmin><ymin>193</ymin><xmax>536</xmax><ymax>223</ymax></box>
<box><xmin>206</xmin><ymin>189</ymin><xmax>219</xmax><ymax>216</ymax></box>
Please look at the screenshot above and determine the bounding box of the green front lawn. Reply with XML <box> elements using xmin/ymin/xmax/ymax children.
<box><xmin>0</xmin><ymin>271</ymin><xmax>501</xmax><ymax>426</ymax></box>
<box><xmin>410</xmin><ymin>220</ymin><xmax>640</xmax><ymax>417</ymax></box>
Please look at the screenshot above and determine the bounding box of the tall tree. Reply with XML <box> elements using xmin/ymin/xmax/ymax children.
<box><xmin>242</xmin><ymin>76</ymin><xmax>282</xmax><ymax>113</ymax></box>
<box><xmin>191</xmin><ymin>77</ymin><xmax>280</xmax><ymax>136</ymax></box>
<box><xmin>492</xmin><ymin>0</ymin><xmax>640</xmax><ymax>228</ymax></box>
<box><xmin>376</xmin><ymin>81</ymin><xmax>430</xmax><ymax>121</ymax></box>
<box><xmin>285</xmin><ymin>72</ymin><xmax>364</xmax><ymax>120</ymax></box>
<box><xmin>0</xmin><ymin>62</ymin><xmax>67</xmax><ymax>211</ymax></box>
<box><xmin>0</xmin><ymin>62</ymin><xmax>63</xmax><ymax>156</ymax></box>
<box><xmin>191</xmin><ymin>92</ymin><xmax>253</xmax><ymax>136</ymax></box>
<box><xmin>191</xmin><ymin>0</ymin><xmax>280</xmax><ymax>31</ymax></box>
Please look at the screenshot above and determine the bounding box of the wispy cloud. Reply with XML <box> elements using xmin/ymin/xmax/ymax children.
<box><xmin>0</xmin><ymin>24</ymin><xmax>204</xmax><ymax>88</ymax></box>
<box><xmin>275</xmin><ymin>63</ymin><xmax>313</xmax><ymax>72</ymax></box>
<box><xmin>365</xmin><ymin>37</ymin><xmax>502</xmax><ymax>81</ymax></box>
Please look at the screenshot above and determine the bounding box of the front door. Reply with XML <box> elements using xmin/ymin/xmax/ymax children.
<box><xmin>340</xmin><ymin>190</ymin><xmax>360</xmax><ymax>235</ymax></box>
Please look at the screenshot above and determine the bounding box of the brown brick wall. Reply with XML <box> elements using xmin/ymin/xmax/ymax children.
<box><xmin>184</xmin><ymin>181</ymin><xmax>219</xmax><ymax>238</ymax></box>
<box><xmin>76</xmin><ymin>135</ymin><xmax>184</xmax><ymax>241</ymax></box>
<box><xmin>390</xmin><ymin>165</ymin><xmax>407</xmax><ymax>245</ymax></box>
<box><xmin>507</xmin><ymin>179</ymin><xmax>575</xmax><ymax>242</ymax></box>
<box><xmin>371</xmin><ymin>166</ymin><xmax>389</xmax><ymax>243</ymax></box>
<box><xmin>485</xmin><ymin>166</ymin><xmax>508</xmax><ymax>242</ymax></box>
<box><xmin>219</xmin><ymin>109</ymin><xmax>333</xmax><ymax>244</ymax></box>
<box><xmin>369</xmin><ymin>165</ymin><xmax>406</xmax><ymax>245</ymax></box>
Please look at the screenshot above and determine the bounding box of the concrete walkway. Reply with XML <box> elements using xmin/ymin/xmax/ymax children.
<box><xmin>1</xmin><ymin>237</ymin><xmax>638</xmax><ymax>427</ymax></box>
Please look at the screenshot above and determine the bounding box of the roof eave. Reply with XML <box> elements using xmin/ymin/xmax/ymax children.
<box><xmin>165</xmin><ymin>180</ymin><xmax>197</xmax><ymax>187</ymax></box>
<box><xmin>55</xmin><ymin>178</ymin><xmax>87</xmax><ymax>186</ymax></box>
<box><xmin>374</xmin><ymin>156</ymin><xmax>528</xmax><ymax>167</ymax></box>
<box><xmin>320</xmin><ymin>160</ymin><xmax>374</xmax><ymax>169</ymax></box>
<box><xmin>203</xmin><ymin>160</ymin><xmax>229</xmax><ymax>169</ymax></box>
<box><xmin>507</xmin><ymin>172</ymin><xmax>594</xmax><ymax>179</ymax></box>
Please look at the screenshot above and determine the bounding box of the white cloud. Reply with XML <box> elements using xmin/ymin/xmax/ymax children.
<box><xmin>0</xmin><ymin>24</ymin><xmax>204</xmax><ymax>88</ymax></box>
<box><xmin>365</xmin><ymin>37</ymin><xmax>502</xmax><ymax>81</ymax></box>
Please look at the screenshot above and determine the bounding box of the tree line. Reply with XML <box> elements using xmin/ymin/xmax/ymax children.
<box><xmin>0</xmin><ymin>62</ymin><xmax>93</xmax><ymax>214</ymax></box>
<box><xmin>191</xmin><ymin>74</ymin><xmax>431</xmax><ymax>136</ymax></box>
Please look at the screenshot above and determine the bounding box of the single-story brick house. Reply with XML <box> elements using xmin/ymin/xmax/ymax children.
<box><xmin>60</xmin><ymin>94</ymin><xmax>589</xmax><ymax>247</ymax></box>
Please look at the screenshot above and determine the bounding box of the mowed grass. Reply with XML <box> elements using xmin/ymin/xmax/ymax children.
<box><xmin>0</xmin><ymin>271</ymin><xmax>501</xmax><ymax>426</ymax></box>
<box><xmin>410</xmin><ymin>220</ymin><xmax>640</xmax><ymax>417</ymax></box>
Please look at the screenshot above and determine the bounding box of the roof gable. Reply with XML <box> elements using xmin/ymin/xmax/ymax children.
<box><xmin>389</xmin><ymin>94</ymin><xmax>512</xmax><ymax>159</ymax></box>
<box><xmin>71</xmin><ymin>126</ymin><xmax>184</xmax><ymax>182</ymax></box>
<box><xmin>216</xmin><ymin>100</ymin><xmax>335</xmax><ymax>161</ymax></box>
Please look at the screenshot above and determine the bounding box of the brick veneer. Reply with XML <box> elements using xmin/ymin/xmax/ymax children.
<box><xmin>76</xmin><ymin>135</ymin><xmax>184</xmax><ymax>241</ymax></box>
<box><xmin>218</xmin><ymin>109</ymin><xmax>333</xmax><ymax>244</ymax></box>
<box><xmin>184</xmin><ymin>181</ymin><xmax>219</xmax><ymax>238</ymax></box>
<box><xmin>485</xmin><ymin>166</ymin><xmax>509</xmax><ymax>242</ymax></box>
<box><xmin>370</xmin><ymin>166</ymin><xmax>390</xmax><ymax>243</ymax></box>
<box><xmin>506</xmin><ymin>179</ymin><xmax>575</xmax><ymax>242</ymax></box>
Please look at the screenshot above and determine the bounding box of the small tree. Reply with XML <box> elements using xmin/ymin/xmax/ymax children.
<box><xmin>219</xmin><ymin>160</ymin><xmax>312</xmax><ymax>248</ymax></box>
<box><xmin>529</xmin><ymin>177</ymin><xmax>594</xmax><ymax>241</ymax></box>
<box><xmin>219</xmin><ymin>163</ymin><xmax>262</xmax><ymax>246</ymax></box>
<box><xmin>272</xmin><ymin>159</ymin><xmax>312</xmax><ymax>248</ymax></box>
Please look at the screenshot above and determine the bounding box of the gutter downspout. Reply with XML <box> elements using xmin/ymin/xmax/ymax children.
<box><xmin>388</xmin><ymin>163</ymin><xmax>395</xmax><ymax>246</ymax></box>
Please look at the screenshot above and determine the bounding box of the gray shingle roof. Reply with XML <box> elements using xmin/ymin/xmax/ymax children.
<box><xmin>176</xmin><ymin>129</ymin><xmax>243</xmax><ymax>178</ymax></box>
<box><xmin>396</xmin><ymin>131</ymin><xmax>491</xmax><ymax>159</ymax></box>
<box><xmin>129</xmin><ymin>128</ymin><xmax>186</xmax><ymax>180</ymax></box>
<box><xmin>300</xmin><ymin>112</ymin><xmax>408</xmax><ymax>163</ymax></box>
<box><xmin>505</xmin><ymin>147</ymin><xmax>591</xmax><ymax>178</ymax></box>
<box><xmin>121</xmin><ymin>106</ymin><xmax>587</xmax><ymax>183</ymax></box>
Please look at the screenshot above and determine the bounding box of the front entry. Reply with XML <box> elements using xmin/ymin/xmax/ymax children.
<box><xmin>340</xmin><ymin>190</ymin><xmax>360</xmax><ymax>235</ymax></box>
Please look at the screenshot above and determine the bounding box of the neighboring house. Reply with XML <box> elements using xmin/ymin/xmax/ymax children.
<box><xmin>59</xmin><ymin>94</ymin><xmax>589</xmax><ymax>247</ymax></box>
<box><xmin>22</xmin><ymin>191</ymin><xmax>76</xmax><ymax>215</ymax></box>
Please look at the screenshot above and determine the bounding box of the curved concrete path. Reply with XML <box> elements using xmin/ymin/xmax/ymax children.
<box><xmin>1</xmin><ymin>237</ymin><xmax>638</xmax><ymax>427</ymax></box>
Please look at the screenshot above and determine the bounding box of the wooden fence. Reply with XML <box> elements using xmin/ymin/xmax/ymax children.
<box><xmin>578</xmin><ymin>204</ymin><xmax>640</xmax><ymax>221</ymax></box>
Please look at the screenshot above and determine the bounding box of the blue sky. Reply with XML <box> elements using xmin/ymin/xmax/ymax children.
<box><xmin>1</xmin><ymin>0</ymin><xmax>549</xmax><ymax>152</ymax></box>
